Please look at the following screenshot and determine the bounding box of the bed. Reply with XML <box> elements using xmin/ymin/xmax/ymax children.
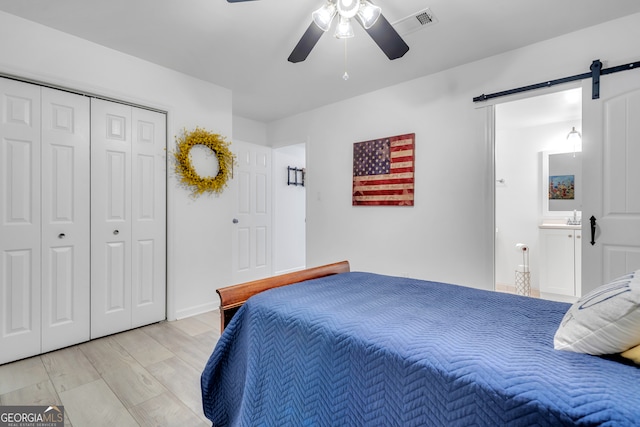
<box><xmin>201</xmin><ymin>261</ymin><xmax>640</xmax><ymax>426</ymax></box>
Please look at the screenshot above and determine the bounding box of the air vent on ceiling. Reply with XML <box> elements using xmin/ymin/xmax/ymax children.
<box><xmin>392</xmin><ymin>8</ymin><xmax>438</xmax><ymax>36</ymax></box>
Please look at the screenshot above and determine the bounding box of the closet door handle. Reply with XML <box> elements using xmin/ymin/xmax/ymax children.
<box><xmin>590</xmin><ymin>216</ymin><xmax>596</xmax><ymax>245</ymax></box>
<box><xmin>113</xmin><ymin>230</ymin><xmax>119</xmax><ymax>235</ymax></box>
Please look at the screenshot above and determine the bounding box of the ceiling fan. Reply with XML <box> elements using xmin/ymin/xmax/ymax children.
<box><xmin>227</xmin><ymin>0</ymin><xmax>409</xmax><ymax>63</ymax></box>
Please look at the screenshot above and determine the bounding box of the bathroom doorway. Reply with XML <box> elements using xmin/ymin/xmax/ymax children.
<box><xmin>494</xmin><ymin>87</ymin><xmax>582</xmax><ymax>302</ymax></box>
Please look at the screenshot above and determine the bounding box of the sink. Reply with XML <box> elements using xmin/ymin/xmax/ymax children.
<box><xmin>539</xmin><ymin>221</ymin><xmax>581</xmax><ymax>230</ymax></box>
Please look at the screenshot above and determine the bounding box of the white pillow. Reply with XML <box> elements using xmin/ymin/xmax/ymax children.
<box><xmin>554</xmin><ymin>270</ymin><xmax>640</xmax><ymax>355</ymax></box>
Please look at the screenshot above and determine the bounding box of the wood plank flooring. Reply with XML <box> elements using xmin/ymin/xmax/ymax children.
<box><xmin>0</xmin><ymin>311</ymin><xmax>220</xmax><ymax>427</ymax></box>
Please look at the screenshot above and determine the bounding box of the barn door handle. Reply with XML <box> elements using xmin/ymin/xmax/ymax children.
<box><xmin>590</xmin><ymin>216</ymin><xmax>596</xmax><ymax>245</ymax></box>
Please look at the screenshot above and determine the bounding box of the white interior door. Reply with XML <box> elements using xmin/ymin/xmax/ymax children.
<box><xmin>232</xmin><ymin>140</ymin><xmax>272</xmax><ymax>284</ymax></box>
<box><xmin>130</xmin><ymin>107</ymin><xmax>166</xmax><ymax>328</ymax></box>
<box><xmin>582</xmin><ymin>68</ymin><xmax>640</xmax><ymax>294</ymax></box>
<box><xmin>91</xmin><ymin>99</ymin><xmax>166</xmax><ymax>338</ymax></box>
<box><xmin>41</xmin><ymin>87</ymin><xmax>90</xmax><ymax>352</ymax></box>
<box><xmin>0</xmin><ymin>78</ymin><xmax>42</xmax><ymax>364</ymax></box>
<box><xmin>91</xmin><ymin>99</ymin><xmax>133</xmax><ymax>338</ymax></box>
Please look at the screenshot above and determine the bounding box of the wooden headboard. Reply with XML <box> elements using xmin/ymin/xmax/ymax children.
<box><xmin>216</xmin><ymin>260</ymin><xmax>350</xmax><ymax>331</ymax></box>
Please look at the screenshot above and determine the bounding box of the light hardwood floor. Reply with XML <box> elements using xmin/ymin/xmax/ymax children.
<box><xmin>0</xmin><ymin>311</ymin><xmax>221</xmax><ymax>427</ymax></box>
<box><xmin>495</xmin><ymin>283</ymin><xmax>541</xmax><ymax>298</ymax></box>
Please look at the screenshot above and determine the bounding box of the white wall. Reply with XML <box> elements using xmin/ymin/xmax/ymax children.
<box><xmin>267</xmin><ymin>13</ymin><xmax>640</xmax><ymax>290</ymax></box>
<box><xmin>233</xmin><ymin>116</ymin><xmax>268</xmax><ymax>146</ymax></box>
<box><xmin>273</xmin><ymin>144</ymin><xmax>306</xmax><ymax>274</ymax></box>
<box><xmin>0</xmin><ymin>11</ymin><xmax>233</xmax><ymax>320</ymax></box>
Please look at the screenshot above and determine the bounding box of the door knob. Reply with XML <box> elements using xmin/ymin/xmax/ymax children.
<box><xmin>58</xmin><ymin>233</ymin><xmax>65</xmax><ymax>239</ymax></box>
<box><xmin>232</xmin><ymin>218</ymin><xmax>239</xmax><ymax>224</ymax></box>
<box><xmin>113</xmin><ymin>230</ymin><xmax>119</xmax><ymax>235</ymax></box>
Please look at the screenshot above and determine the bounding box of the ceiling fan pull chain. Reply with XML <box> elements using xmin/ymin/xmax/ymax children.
<box><xmin>343</xmin><ymin>38</ymin><xmax>350</xmax><ymax>80</ymax></box>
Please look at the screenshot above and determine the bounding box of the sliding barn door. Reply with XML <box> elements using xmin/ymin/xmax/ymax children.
<box><xmin>581</xmin><ymin>69</ymin><xmax>640</xmax><ymax>294</ymax></box>
<box><xmin>40</xmin><ymin>87</ymin><xmax>91</xmax><ymax>352</ymax></box>
<box><xmin>0</xmin><ymin>78</ymin><xmax>42</xmax><ymax>364</ymax></box>
<box><xmin>91</xmin><ymin>98</ymin><xmax>166</xmax><ymax>338</ymax></box>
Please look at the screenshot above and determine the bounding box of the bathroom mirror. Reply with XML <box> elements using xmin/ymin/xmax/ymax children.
<box><xmin>541</xmin><ymin>150</ymin><xmax>582</xmax><ymax>218</ymax></box>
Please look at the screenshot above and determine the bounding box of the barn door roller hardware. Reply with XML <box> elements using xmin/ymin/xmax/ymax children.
<box><xmin>473</xmin><ymin>59</ymin><xmax>640</xmax><ymax>103</ymax></box>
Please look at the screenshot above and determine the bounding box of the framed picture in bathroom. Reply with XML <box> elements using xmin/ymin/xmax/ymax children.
<box><xmin>541</xmin><ymin>150</ymin><xmax>582</xmax><ymax>217</ymax></box>
<box><xmin>549</xmin><ymin>175</ymin><xmax>575</xmax><ymax>200</ymax></box>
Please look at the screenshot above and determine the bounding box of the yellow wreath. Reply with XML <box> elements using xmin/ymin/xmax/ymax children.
<box><xmin>173</xmin><ymin>127</ymin><xmax>236</xmax><ymax>197</ymax></box>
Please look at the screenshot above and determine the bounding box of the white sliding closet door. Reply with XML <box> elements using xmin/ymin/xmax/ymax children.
<box><xmin>91</xmin><ymin>99</ymin><xmax>132</xmax><ymax>338</ymax></box>
<box><xmin>91</xmin><ymin>98</ymin><xmax>166</xmax><ymax>338</ymax></box>
<box><xmin>0</xmin><ymin>78</ymin><xmax>42</xmax><ymax>364</ymax></box>
<box><xmin>1</xmin><ymin>78</ymin><xmax>165</xmax><ymax>362</ymax></box>
<box><xmin>130</xmin><ymin>107</ymin><xmax>166</xmax><ymax>328</ymax></box>
<box><xmin>0</xmin><ymin>80</ymin><xmax>90</xmax><ymax>364</ymax></box>
<box><xmin>41</xmin><ymin>88</ymin><xmax>91</xmax><ymax>352</ymax></box>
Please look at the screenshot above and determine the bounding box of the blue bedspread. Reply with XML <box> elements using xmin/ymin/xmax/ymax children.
<box><xmin>201</xmin><ymin>272</ymin><xmax>640</xmax><ymax>426</ymax></box>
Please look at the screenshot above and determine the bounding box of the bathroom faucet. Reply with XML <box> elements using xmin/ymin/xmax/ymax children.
<box><xmin>567</xmin><ymin>210</ymin><xmax>581</xmax><ymax>225</ymax></box>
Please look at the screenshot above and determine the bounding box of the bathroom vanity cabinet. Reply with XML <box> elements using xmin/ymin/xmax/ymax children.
<box><xmin>539</xmin><ymin>226</ymin><xmax>582</xmax><ymax>299</ymax></box>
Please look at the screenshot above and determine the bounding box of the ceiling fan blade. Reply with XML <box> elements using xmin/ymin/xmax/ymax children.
<box><xmin>361</xmin><ymin>14</ymin><xmax>409</xmax><ymax>60</ymax></box>
<box><xmin>288</xmin><ymin>22</ymin><xmax>325</xmax><ymax>63</ymax></box>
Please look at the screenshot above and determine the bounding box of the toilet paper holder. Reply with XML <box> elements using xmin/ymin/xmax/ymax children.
<box><xmin>515</xmin><ymin>243</ymin><xmax>530</xmax><ymax>296</ymax></box>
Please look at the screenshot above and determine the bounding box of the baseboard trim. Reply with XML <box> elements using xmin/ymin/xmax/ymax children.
<box><xmin>174</xmin><ymin>301</ymin><xmax>219</xmax><ymax>320</ymax></box>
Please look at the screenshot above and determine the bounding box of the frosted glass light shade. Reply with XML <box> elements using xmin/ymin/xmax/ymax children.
<box><xmin>334</xmin><ymin>16</ymin><xmax>354</xmax><ymax>38</ymax></box>
<box><xmin>567</xmin><ymin>126</ymin><xmax>582</xmax><ymax>154</ymax></box>
<box><xmin>312</xmin><ymin>3</ymin><xmax>337</xmax><ymax>32</ymax></box>
<box><xmin>357</xmin><ymin>1</ymin><xmax>381</xmax><ymax>29</ymax></box>
<box><xmin>566</xmin><ymin>126</ymin><xmax>582</xmax><ymax>141</ymax></box>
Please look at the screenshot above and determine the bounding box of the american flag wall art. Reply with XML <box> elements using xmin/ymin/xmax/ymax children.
<box><xmin>352</xmin><ymin>133</ymin><xmax>415</xmax><ymax>206</ymax></box>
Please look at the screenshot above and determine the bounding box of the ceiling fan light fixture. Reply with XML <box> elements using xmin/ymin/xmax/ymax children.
<box><xmin>357</xmin><ymin>1</ymin><xmax>381</xmax><ymax>29</ymax></box>
<box><xmin>334</xmin><ymin>16</ymin><xmax>355</xmax><ymax>38</ymax></box>
<box><xmin>312</xmin><ymin>2</ymin><xmax>337</xmax><ymax>32</ymax></box>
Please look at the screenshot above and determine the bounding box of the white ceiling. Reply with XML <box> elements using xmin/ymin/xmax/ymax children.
<box><xmin>0</xmin><ymin>0</ymin><xmax>638</xmax><ymax>123</ymax></box>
